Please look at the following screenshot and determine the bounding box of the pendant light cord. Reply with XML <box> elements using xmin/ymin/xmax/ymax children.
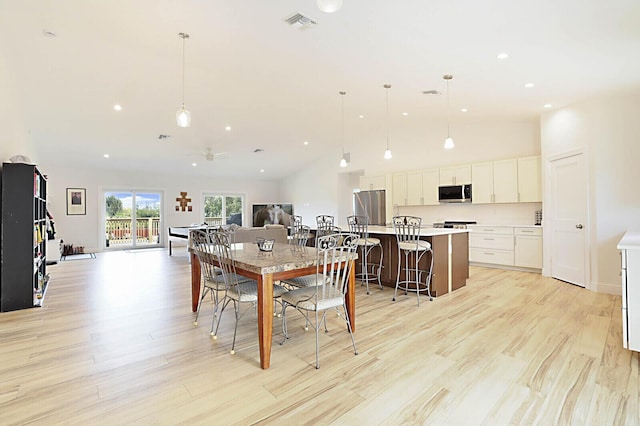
<box><xmin>385</xmin><ymin>85</ymin><xmax>390</xmax><ymax>149</ymax></box>
<box><xmin>341</xmin><ymin>91</ymin><xmax>346</xmax><ymax>155</ymax></box>
<box><xmin>446</xmin><ymin>78</ymin><xmax>450</xmax><ymax>138</ymax></box>
<box><xmin>182</xmin><ymin>35</ymin><xmax>186</xmax><ymax>106</ymax></box>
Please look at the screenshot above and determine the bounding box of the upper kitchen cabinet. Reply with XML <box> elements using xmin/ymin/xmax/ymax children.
<box><xmin>360</xmin><ymin>175</ymin><xmax>386</xmax><ymax>191</ymax></box>
<box><xmin>493</xmin><ymin>159</ymin><xmax>519</xmax><ymax>203</ymax></box>
<box><xmin>517</xmin><ymin>156</ymin><xmax>542</xmax><ymax>202</ymax></box>
<box><xmin>421</xmin><ymin>168</ymin><xmax>439</xmax><ymax>205</ymax></box>
<box><xmin>406</xmin><ymin>170</ymin><xmax>424</xmax><ymax>205</ymax></box>
<box><xmin>391</xmin><ymin>172</ymin><xmax>408</xmax><ymax>206</ymax></box>
<box><xmin>472</xmin><ymin>158</ymin><xmax>524</xmax><ymax>204</ymax></box>
<box><xmin>439</xmin><ymin>164</ymin><xmax>471</xmax><ymax>186</ymax></box>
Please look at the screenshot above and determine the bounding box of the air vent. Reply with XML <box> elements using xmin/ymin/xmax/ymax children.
<box><xmin>254</xmin><ymin>148</ymin><xmax>264</xmax><ymax>153</ymax></box>
<box><xmin>158</xmin><ymin>134</ymin><xmax>171</xmax><ymax>140</ymax></box>
<box><xmin>284</xmin><ymin>13</ymin><xmax>317</xmax><ymax>30</ymax></box>
<box><xmin>423</xmin><ymin>90</ymin><xmax>442</xmax><ymax>95</ymax></box>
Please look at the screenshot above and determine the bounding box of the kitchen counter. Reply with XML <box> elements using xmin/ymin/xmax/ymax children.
<box><xmin>367</xmin><ymin>225</ymin><xmax>470</xmax><ymax>236</ymax></box>
<box><xmin>618</xmin><ymin>232</ymin><xmax>640</xmax><ymax>250</ymax></box>
<box><xmin>362</xmin><ymin>227</ymin><xmax>469</xmax><ymax>297</ymax></box>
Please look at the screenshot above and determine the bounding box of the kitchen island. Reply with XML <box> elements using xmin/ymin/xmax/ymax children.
<box><xmin>363</xmin><ymin>226</ymin><xmax>469</xmax><ymax>297</ymax></box>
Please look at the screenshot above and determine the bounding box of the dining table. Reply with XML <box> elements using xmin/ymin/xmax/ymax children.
<box><xmin>189</xmin><ymin>241</ymin><xmax>357</xmax><ymax>369</ymax></box>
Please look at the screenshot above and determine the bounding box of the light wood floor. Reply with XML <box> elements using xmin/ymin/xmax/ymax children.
<box><xmin>0</xmin><ymin>248</ymin><xmax>638</xmax><ymax>425</ymax></box>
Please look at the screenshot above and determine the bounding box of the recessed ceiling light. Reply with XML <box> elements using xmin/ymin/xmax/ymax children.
<box><xmin>103</xmin><ymin>154</ymin><xmax>110</xmax><ymax>158</ymax></box>
<box><xmin>524</xmin><ymin>83</ymin><xmax>535</xmax><ymax>88</ymax></box>
<box><xmin>497</xmin><ymin>52</ymin><xmax>509</xmax><ymax>60</ymax></box>
<box><xmin>402</xmin><ymin>112</ymin><xmax>408</xmax><ymax>116</ymax></box>
<box><xmin>460</xmin><ymin>108</ymin><xmax>468</xmax><ymax>112</ymax></box>
<box><xmin>544</xmin><ymin>104</ymin><xmax>553</xmax><ymax>108</ymax></box>
<box><xmin>260</xmin><ymin>169</ymin><xmax>265</xmax><ymax>173</ymax></box>
<box><xmin>113</xmin><ymin>104</ymin><xmax>122</xmax><ymax>111</ymax></box>
<box><xmin>359</xmin><ymin>115</ymin><xmax>364</xmax><ymax>119</ymax></box>
<box><xmin>303</xmin><ymin>141</ymin><xmax>309</xmax><ymax>145</ymax></box>
<box><xmin>192</xmin><ymin>162</ymin><xmax>197</xmax><ymax>167</ymax></box>
<box><xmin>225</xmin><ymin>126</ymin><xmax>231</xmax><ymax>131</ymax></box>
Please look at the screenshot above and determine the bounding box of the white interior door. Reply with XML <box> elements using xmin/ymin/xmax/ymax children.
<box><xmin>548</xmin><ymin>152</ymin><xmax>588</xmax><ymax>287</ymax></box>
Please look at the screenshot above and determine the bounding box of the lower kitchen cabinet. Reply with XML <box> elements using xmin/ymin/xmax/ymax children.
<box><xmin>469</xmin><ymin>225</ymin><xmax>543</xmax><ymax>270</ymax></box>
<box><xmin>514</xmin><ymin>227</ymin><xmax>542</xmax><ymax>269</ymax></box>
<box><xmin>618</xmin><ymin>233</ymin><xmax>640</xmax><ymax>352</ymax></box>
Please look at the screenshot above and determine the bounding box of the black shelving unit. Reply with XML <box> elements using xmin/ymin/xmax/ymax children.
<box><xmin>0</xmin><ymin>162</ymin><xmax>48</xmax><ymax>311</ymax></box>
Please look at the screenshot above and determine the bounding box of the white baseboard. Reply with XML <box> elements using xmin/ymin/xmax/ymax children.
<box><xmin>469</xmin><ymin>262</ymin><xmax>542</xmax><ymax>274</ymax></box>
<box><xmin>594</xmin><ymin>281</ymin><xmax>621</xmax><ymax>296</ymax></box>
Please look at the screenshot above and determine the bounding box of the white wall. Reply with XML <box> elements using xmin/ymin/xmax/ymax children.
<box><xmin>40</xmin><ymin>163</ymin><xmax>282</xmax><ymax>253</ymax></box>
<box><xmin>541</xmin><ymin>92</ymin><xmax>640</xmax><ymax>294</ymax></box>
<box><xmin>0</xmin><ymin>51</ymin><xmax>34</xmax><ymax>163</ymax></box>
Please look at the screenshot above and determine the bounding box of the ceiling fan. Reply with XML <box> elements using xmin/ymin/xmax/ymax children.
<box><xmin>201</xmin><ymin>147</ymin><xmax>228</xmax><ymax>161</ymax></box>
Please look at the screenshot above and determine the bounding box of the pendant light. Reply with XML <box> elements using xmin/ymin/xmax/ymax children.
<box><xmin>176</xmin><ymin>32</ymin><xmax>191</xmax><ymax>128</ymax></box>
<box><xmin>317</xmin><ymin>0</ymin><xmax>343</xmax><ymax>13</ymax></box>
<box><xmin>443</xmin><ymin>74</ymin><xmax>454</xmax><ymax>149</ymax></box>
<box><xmin>339</xmin><ymin>91</ymin><xmax>348</xmax><ymax>168</ymax></box>
<box><xmin>383</xmin><ymin>84</ymin><xmax>392</xmax><ymax>160</ymax></box>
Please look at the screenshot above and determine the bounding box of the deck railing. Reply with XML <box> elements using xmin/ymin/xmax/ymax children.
<box><xmin>106</xmin><ymin>217</ymin><xmax>160</xmax><ymax>246</ymax></box>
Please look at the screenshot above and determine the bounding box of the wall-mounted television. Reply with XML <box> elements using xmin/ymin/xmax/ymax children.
<box><xmin>252</xmin><ymin>204</ymin><xmax>293</xmax><ymax>227</ymax></box>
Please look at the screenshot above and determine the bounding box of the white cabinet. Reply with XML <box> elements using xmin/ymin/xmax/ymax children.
<box><xmin>468</xmin><ymin>226</ymin><xmax>514</xmax><ymax>266</ymax></box>
<box><xmin>422</xmin><ymin>168</ymin><xmax>440</xmax><ymax>205</ymax></box>
<box><xmin>470</xmin><ymin>225</ymin><xmax>543</xmax><ymax>269</ymax></box>
<box><xmin>360</xmin><ymin>175</ymin><xmax>386</xmax><ymax>191</ymax></box>
<box><xmin>493</xmin><ymin>159</ymin><xmax>518</xmax><ymax>203</ymax></box>
<box><xmin>618</xmin><ymin>233</ymin><xmax>640</xmax><ymax>352</ymax></box>
<box><xmin>514</xmin><ymin>227</ymin><xmax>542</xmax><ymax>269</ymax></box>
<box><xmin>392</xmin><ymin>170</ymin><xmax>425</xmax><ymax>206</ymax></box>
<box><xmin>406</xmin><ymin>170</ymin><xmax>423</xmax><ymax>205</ymax></box>
<box><xmin>518</xmin><ymin>156</ymin><xmax>542</xmax><ymax>202</ymax></box>
<box><xmin>471</xmin><ymin>162</ymin><xmax>493</xmax><ymax>204</ymax></box>
<box><xmin>471</xmin><ymin>159</ymin><xmax>518</xmax><ymax>204</ymax></box>
<box><xmin>392</xmin><ymin>172</ymin><xmax>408</xmax><ymax>206</ymax></box>
<box><xmin>440</xmin><ymin>164</ymin><xmax>471</xmax><ymax>185</ymax></box>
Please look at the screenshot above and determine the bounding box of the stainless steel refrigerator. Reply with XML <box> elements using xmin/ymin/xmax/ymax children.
<box><xmin>353</xmin><ymin>190</ymin><xmax>386</xmax><ymax>225</ymax></box>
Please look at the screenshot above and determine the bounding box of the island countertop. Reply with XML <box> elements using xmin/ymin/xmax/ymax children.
<box><xmin>366</xmin><ymin>226</ymin><xmax>470</xmax><ymax>236</ymax></box>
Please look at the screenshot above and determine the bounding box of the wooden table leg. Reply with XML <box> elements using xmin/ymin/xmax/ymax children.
<box><xmin>345</xmin><ymin>259</ymin><xmax>356</xmax><ymax>331</ymax></box>
<box><xmin>190</xmin><ymin>252</ymin><xmax>201</xmax><ymax>312</ymax></box>
<box><xmin>257</xmin><ymin>274</ymin><xmax>274</xmax><ymax>369</ymax></box>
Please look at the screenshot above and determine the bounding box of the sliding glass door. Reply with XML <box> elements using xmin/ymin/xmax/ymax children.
<box><xmin>104</xmin><ymin>191</ymin><xmax>162</xmax><ymax>249</ymax></box>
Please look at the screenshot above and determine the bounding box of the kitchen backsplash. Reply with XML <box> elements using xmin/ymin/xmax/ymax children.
<box><xmin>399</xmin><ymin>202</ymin><xmax>542</xmax><ymax>226</ymax></box>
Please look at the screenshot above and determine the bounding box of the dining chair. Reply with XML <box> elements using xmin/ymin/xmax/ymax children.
<box><xmin>347</xmin><ymin>215</ymin><xmax>383</xmax><ymax>294</ymax></box>
<box><xmin>191</xmin><ymin>229</ymin><xmax>248</xmax><ymax>334</ymax></box>
<box><xmin>280</xmin><ymin>232</ymin><xmax>359</xmax><ymax>369</ymax></box>
<box><xmin>392</xmin><ymin>215</ymin><xmax>434</xmax><ymax>306</ymax></box>
<box><xmin>315</xmin><ymin>215</ymin><xmax>336</xmax><ymax>245</ymax></box>
<box><xmin>210</xmin><ymin>231</ymin><xmax>287</xmax><ymax>354</ymax></box>
<box><xmin>289</xmin><ymin>215</ymin><xmax>312</xmax><ymax>246</ymax></box>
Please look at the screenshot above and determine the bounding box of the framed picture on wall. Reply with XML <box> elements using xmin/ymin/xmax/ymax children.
<box><xmin>66</xmin><ymin>188</ymin><xmax>86</xmax><ymax>215</ymax></box>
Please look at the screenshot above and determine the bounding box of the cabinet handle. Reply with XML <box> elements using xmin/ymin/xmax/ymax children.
<box><xmin>484</xmin><ymin>252</ymin><xmax>494</xmax><ymax>255</ymax></box>
<box><xmin>484</xmin><ymin>238</ymin><xmax>495</xmax><ymax>241</ymax></box>
<box><xmin>521</xmin><ymin>230</ymin><xmax>533</xmax><ymax>233</ymax></box>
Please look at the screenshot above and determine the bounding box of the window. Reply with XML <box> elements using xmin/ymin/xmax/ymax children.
<box><xmin>203</xmin><ymin>194</ymin><xmax>244</xmax><ymax>226</ymax></box>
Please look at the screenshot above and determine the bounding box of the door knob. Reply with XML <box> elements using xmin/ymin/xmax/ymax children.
<box><xmin>576</xmin><ymin>224</ymin><xmax>583</xmax><ymax>229</ymax></box>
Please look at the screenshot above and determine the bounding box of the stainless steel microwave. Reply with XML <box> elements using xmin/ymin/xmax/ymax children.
<box><xmin>438</xmin><ymin>184</ymin><xmax>472</xmax><ymax>203</ymax></box>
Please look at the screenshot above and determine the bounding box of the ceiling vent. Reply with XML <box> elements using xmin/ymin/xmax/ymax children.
<box><xmin>423</xmin><ymin>90</ymin><xmax>442</xmax><ymax>95</ymax></box>
<box><xmin>285</xmin><ymin>13</ymin><xmax>317</xmax><ymax>30</ymax></box>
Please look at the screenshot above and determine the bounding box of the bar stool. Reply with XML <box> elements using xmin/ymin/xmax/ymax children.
<box><xmin>347</xmin><ymin>215</ymin><xmax>383</xmax><ymax>294</ymax></box>
<box><xmin>392</xmin><ymin>215</ymin><xmax>434</xmax><ymax>306</ymax></box>
<box><xmin>315</xmin><ymin>215</ymin><xmax>336</xmax><ymax>246</ymax></box>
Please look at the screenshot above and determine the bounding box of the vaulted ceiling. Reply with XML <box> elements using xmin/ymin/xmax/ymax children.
<box><xmin>2</xmin><ymin>0</ymin><xmax>639</xmax><ymax>179</ymax></box>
